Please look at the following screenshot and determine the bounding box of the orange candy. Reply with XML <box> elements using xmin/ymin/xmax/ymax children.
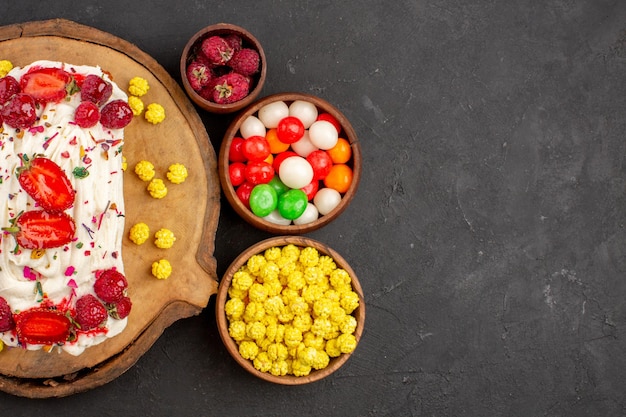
<box><xmin>265</xmin><ymin>128</ymin><xmax>290</xmax><ymax>154</ymax></box>
<box><xmin>324</xmin><ymin>164</ymin><xmax>353</xmax><ymax>193</ymax></box>
<box><xmin>327</xmin><ymin>137</ymin><xmax>352</xmax><ymax>164</ymax></box>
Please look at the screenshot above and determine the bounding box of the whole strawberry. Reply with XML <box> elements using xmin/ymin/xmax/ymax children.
<box><xmin>229</xmin><ymin>48</ymin><xmax>260</xmax><ymax>76</ymax></box>
<box><xmin>201</xmin><ymin>35</ymin><xmax>234</xmax><ymax>66</ymax></box>
<box><xmin>186</xmin><ymin>60</ymin><xmax>213</xmax><ymax>92</ymax></box>
<box><xmin>0</xmin><ymin>296</ymin><xmax>15</xmax><ymax>332</ymax></box>
<box><xmin>94</xmin><ymin>269</ymin><xmax>128</xmax><ymax>304</ymax></box>
<box><xmin>74</xmin><ymin>294</ymin><xmax>108</xmax><ymax>331</ymax></box>
<box><xmin>211</xmin><ymin>73</ymin><xmax>250</xmax><ymax>104</ymax></box>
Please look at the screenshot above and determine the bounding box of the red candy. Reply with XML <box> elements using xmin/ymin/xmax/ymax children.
<box><xmin>242</xmin><ymin>136</ymin><xmax>271</xmax><ymax>161</ymax></box>
<box><xmin>306</xmin><ymin>150</ymin><xmax>333</xmax><ymax>180</ymax></box>
<box><xmin>276</xmin><ymin>116</ymin><xmax>305</xmax><ymax>144</ymax></box>
<box><xmin>229</xmin><ymin>162</ymin><xmax>246</xmax><ymax>187</ymax></box>
<box><xmin>236</xmin><ymin>181</ymin><xmax>255</xmax><ymax>209</ymax></box>
<box><xmin>229</xmin><ymin>137</ymin><xmax>247</xmax><ymax>162</ymax></box>
<box><xmin>245</xmin><ymin>160</ymin><xmax>274</xmax><ymax>184</ymax></box>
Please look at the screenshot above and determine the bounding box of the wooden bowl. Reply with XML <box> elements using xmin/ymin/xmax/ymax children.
<box><xmin>218</xmin><ymin>92</ymin><xmax>362</xmax><ymax>234</ymax></box>
<box><xmin>216</xmin><ymin>236</ymin><xmax>366</xmax><ymax>384</ymax></box>
<box><xmin>180</xmin><ymin>23</ymin><xmax>267</xmax><ymax>114</ymax></box>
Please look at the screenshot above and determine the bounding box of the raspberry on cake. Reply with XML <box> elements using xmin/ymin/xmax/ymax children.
<box><xmin>0</xmin><ymin>60</ymin><xmax>132</xmax><ymax>356</ymax></box>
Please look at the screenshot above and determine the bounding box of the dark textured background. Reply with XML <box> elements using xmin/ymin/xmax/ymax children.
<box><xmin>2</xmin><ymin>1</ymin><xmax>626</xmax><ymax>416</ymax></box>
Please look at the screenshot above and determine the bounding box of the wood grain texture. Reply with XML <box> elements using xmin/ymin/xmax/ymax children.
<box><xmin>0</xmin><ymin>19</ymin><xmax>220</xmax><ymax>398</ymax></box>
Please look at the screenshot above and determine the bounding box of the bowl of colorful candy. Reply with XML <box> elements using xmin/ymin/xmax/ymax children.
<box><xmin>180</xmin><ymin>23</ymin><xmax>267</xmax><ymax>114</ymax></box>
<box><xmin>216</xmin><ymin>236</ymin><xmax>365</xmax><ymax>384</ymax></box>
<box><xmin>218</xmin><ymin>92</ymin><xmax>362</xmax><ymax>234</ymax></box>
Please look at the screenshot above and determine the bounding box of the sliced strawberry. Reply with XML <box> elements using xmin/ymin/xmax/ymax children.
<box><xmin>15</xmin><ymin>308</ymin><xmax>71</xmax><ymax>345</ymax></box>
<box><xmin>20</xmin><ymin>67</ymin><xmax>73</xmax><ymax>103</ymax></box>
<box><xmin>17</xmin><ymin>155</ymin><xmax>76</xmax><ymax>211</ymax></box>
<box><xmin>2</xmin><ymin>210</ymin><xmax>76</xmax><ymax>250</ymax></box>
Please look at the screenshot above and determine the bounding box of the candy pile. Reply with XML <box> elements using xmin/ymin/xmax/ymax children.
<box><xmin>224</xmin><ymin>244</ymin><xmax>360</xmax><ymax>377</ymax></box>
<box><xmin>227</xmin><ymin>99</ymin><xmax>354</xmax><ymax>226</ymax></box>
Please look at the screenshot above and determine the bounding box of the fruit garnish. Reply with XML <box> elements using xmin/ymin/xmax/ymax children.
<box><xmin>94</xmin><ymin>269</ymin><xmax>128</xmax><ymax>304</ymax></box>
<box><xmin>80</xmin><ymin>74</ymin><xmax>113</xmax><ymax>105</ymax></box>
<box><xmin>0</xmin><ymin>93</ymin><xmax>37</xmax><ymax>129</ymax></box>
<box><xmin>100</xmin><ymin>99</ymin><xmax>133</xmax><ymax>129</ymax></box>
<box><xmin>74</xmin><ymin>294</ymin><xmax>107</xmax><ymax>331</ymax></box>
<box><xmin>20</xmin><ymin>67</ymin><xmax>73</xmax><ymax>103</ymax></box>
<box><xmin>209</xmin><ymin>73</ymin><xmax>250</xmax><ymax>104</ymax></box>
<box><xmin>15</xmin><ymin>308</ymin><xmax>71</xmax><ymax>345</ymax></box>
<box><xmin>74</xmin><ymin>101</ymin><xmax>100</xmax><ymax>128</ymax></box>
<box><xmin>0</xmin><ymin>75</ymin><xmax>20</xmax><ymax>105</ymax></box>
<box><xmin>17</xmin><ymin>155</ymin><xmax>76</xmax><ymax>211</ymax></box>
<box><xmin>109</xmin><ymin>296</ymin><xmax>132</xmax><ymax>320</ymax></box>
<box><xmin>0</xmin><ymin>297</ymin><xmax>15</xmax><ymax>332</ymax></box>
<box><xmin>201</xmin><ymin>35</ymin><xmax>234</xmax><ymax>65</ymax></box>
<box><xmin>2</xmin><ymin>210</ymin><xmax>76</xmax><ymax>250</ymax></box>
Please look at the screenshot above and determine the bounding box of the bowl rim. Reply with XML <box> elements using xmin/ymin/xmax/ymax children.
<box><xmin>215</xmin><ymin>235</ymin><xmax>366</xmax><ymax>384</ymax></box>
<box><xmin>179</xmin><ymin>23</ymin><xmax>267</xmax><ymax>114</ymax></box>
<box><xmin>218</xmin><ymin>92</ymin><xmax>362</xmax><ymax>234</ymax></box>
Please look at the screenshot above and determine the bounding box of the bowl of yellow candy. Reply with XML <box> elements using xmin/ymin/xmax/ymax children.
<box><xmin>216</xmin><ymin>236</ymin><xmax>365</xmax><ymax>384</ymax></box>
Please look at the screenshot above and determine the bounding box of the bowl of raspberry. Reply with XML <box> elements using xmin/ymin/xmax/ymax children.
<box><xmin>215</xmin><ymin>235</ymin><xmax>366</xmax><ymax>384</ymax></box>
<box><xmin>180</xmin><ymin>23</ymin><xmax>267</xmax><ymax>114</ymax></box>
<box><xmin>218</xmin><ymin>92</ymin><xmax>362</xmax><ymax>234</ymax></box>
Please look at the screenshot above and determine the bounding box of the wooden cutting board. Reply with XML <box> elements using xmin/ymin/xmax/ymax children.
<box><xmin>0</xmin><ymin>19</ymin><xmax>220</xmax><ymax>398</ymax></box>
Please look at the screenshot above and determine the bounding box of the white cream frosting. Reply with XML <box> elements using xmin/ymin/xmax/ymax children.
<box><xmin>0</xmin><ymin>60</ymin><xmax>128</xmax><ymax>355</ymax></box>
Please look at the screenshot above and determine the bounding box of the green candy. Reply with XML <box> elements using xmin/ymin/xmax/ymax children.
<box><xmin>268</xmin><ymin>176</ymin><xmax>290</xmax><ymax>197</ymax></box>
<box><xmin>249</xmin><ymin>184</ymin><xmax>278</xmax><ymax>217</ymax></box>
<box><xmin>277</xmin><ymin>189</ymin><xmax>308</xmax><ymax>220</ymax></box>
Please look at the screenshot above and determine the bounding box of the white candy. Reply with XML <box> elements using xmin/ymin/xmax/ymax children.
<box><xmin>308</xmin><ymin>120</ymin><xmax>338</xmax><ymax>150</ymax></box>
<box><xmin>263</xmin><ymin>209</ymin><xmax>292</xmax><ymax>225</ymax></box>
<box><xmin>240</xmin><ymin>115</ymin><xmax>267</xmax><ymax>138</ymax></box>
<box><xmin>258</xmin><ymin>101</ymin><xmax>289</xmax><ymax>128</ymax></box>
<box><xmin>293</xmin><ymin>203</ymin><xmax>319</xmax><ymax>225</ymax></box>
<box><xmin>289</xmin><ymin>100</ymin><xmax>318</xmax><ymax>128</ymax></box>
<box><xmin>313</xmin><ymin>187</ymin><xmax>342</xmax><ymax>215</ymax></box>
<box><xmin>290</xmin><ymin>131</ymin><xmax>318</xmax><ymax>158</ymax></box>
<box><xmin>279</xmin><ymin>156</ymin><xmax>314</xmax><ymax>189</ymax></box>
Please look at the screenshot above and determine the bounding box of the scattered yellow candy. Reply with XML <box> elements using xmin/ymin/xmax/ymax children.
<box><xmin>128</xmin><ymin>76</ymin><xmax>149</xmax><ymax>97</ymax></box>
<box><xmin>129</xmin><ymin>222</ymin><xmax>150</xmax><ymax>245</ymax></box>
<box><xmin>134</xmin><ymin>160</ymin><xmax>155</xmax><ymax>181</ymax></box>
<box><xmin>154</xmin><ymin>228</ymin><xmax>176</xmax><ymax>249</ymax></box>
<box><xmin>128</xmin><ymin>96</ymin><xmax>144</xmax><ymax>116</ymax></box>
<box><xmin>152</xmin><ymin>259</ymin><xmax>172</xmax><ymax>279</ymax></box>
<box><xmin>122</xmin><ymin>156</ymin><xmax>128</xmax><ymax>171</ymax></box>
<box><xmin>224</xmin><ymin>245</ymin><xmax>360</xmax><ymax>377</ymax></box>
<box><xmin>166</xmin><ymin>163</ymin><xmax>188</xmax><ymax>184</ymax></box>
<box><xmin>147</xmin><ymin>178</ymin><xmax>167</xmax><ymax>198</ymax></box>
<box><xmin>0</xmin><ymin>60</ymin><xmax>13</xmax><ymax>78</ymax></box>
<box><xmin>144</xmin><ymin>103</ymin><xmax>165</xmax><ymax>124</ymax></box>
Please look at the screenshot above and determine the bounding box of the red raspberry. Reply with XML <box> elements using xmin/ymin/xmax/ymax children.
<box><xmin>74</xmin><ymin>101</ymin><xmax>100</xmax><ymax>128</ymax></box>
<box><xmin>201</xmin><ymin>35</ymin><xmax>234</xmax><ymax>66</ymax></box>
<box><xmin>80</xmin><ymin>74</ymin><xmax>113</xmax><ymax>106</ymax></box>
<box><xmin>223</xmin><ymin>34</ymin><xmax>243</xmax><ymax>53</ymax></box>
<box><xmin>1</xmin><ymin>93</ymin><xmax>37</xmax><ymax>129</ymax></box>
<box><xmin>100</xmin><ymin>99</ymin><xmax>133</xmax><ymax>129</ymax></box>
<box><xmin>110</xmin><ymin>296</ymin><xmax>132</xmax><ymax>320</ymax></box>
<box><xmin>0</xmin><ymin>75</ymin><xmax>20</xmax><ymax>105</ymax></box>
<box><xmin>186</xmin><ymin>60</ymin><xmax>212</xmax><ymax>92</ymax></box>
<box><xmin>0</xmin><ymin>296</ymin><xmax>15</xmax><ymax>332</ymax></box>
<box><xmin>94</xmin><ymin>269</ymin><xmax>128</xmax><ymax>303</ymax></box>
<box><xmin>211</xmin><ymin>73</ymin><xmax>250</xmax><ymax>104</ymax></box>
<box><xmin>74</xmin><ymin>294</ymin><xmax>108</xmax><ymax>331</ymax></box>
<box><xmin>229</xmin><ymin>48</ymin><xmax>260</xmax><ymax>76</ymax></box>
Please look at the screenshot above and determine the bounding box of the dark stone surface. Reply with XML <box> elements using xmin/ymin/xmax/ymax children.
<box><xmin>2</xmin><ymin>1</ymin><xmax>626</xmax><ymax>415</ymax></box>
